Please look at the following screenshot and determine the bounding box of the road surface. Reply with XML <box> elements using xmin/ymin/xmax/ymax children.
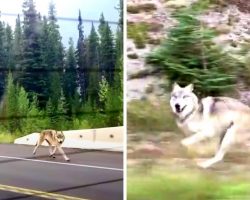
<box><xmin>0</xmin><ymin>144</ymin><xmax>123</xmax><ymax>200</ymax></box>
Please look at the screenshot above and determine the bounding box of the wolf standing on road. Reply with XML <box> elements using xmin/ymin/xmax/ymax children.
<box><xmin>33</xmin><ymin>129</ymin><xmax>70</xmax><ymax>161</ymax></box>
<box><xmin>170</xmin><ymin>83</ymin><xmax>250</xmax><ymax>168</ymax></box>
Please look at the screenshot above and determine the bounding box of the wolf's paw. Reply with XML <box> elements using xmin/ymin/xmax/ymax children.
<box><xmin>49</xmin><ymin>154</ymin><xmax>56</xmax><ymax>158</ymax></box>
<box><xmin>65</xmin><ymin>158</ymin><xmax>70</xmax><ymax>162</ymax></box>
<box><xmin>196</xmin><ymin>159</ymin><xmax>212</xmax><ymax>169</ymax></box>
<box><xmin>181</xmin><ymin>139</ymin><xmax>190</xmax><ymax>147</ymax></box>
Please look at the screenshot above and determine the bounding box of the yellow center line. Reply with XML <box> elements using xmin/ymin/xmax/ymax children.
<box><xmin>0</xmin><ymin>184</ymin><xmax>88</xmax><ymax>200</ymax></box>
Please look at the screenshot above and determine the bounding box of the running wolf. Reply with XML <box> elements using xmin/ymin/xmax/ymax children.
<box><xmin>170</xmin><ymin>83</ymin><xmax>250</xmax><ymax>168</ymax></box>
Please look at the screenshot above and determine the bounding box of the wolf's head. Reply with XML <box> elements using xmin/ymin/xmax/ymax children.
<box><xmin>170</xmin><ymin>83</ymin><xmax>199</xmax><ymax>118</ymax></box>
<box><xmin>56</xmin><ymin>131</ymin><xmax>65</xmax><ymax>144</ymax></box>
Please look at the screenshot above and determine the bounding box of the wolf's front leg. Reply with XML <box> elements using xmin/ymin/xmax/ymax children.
<box><xmin>49</xmin><ymin>146</ymin><xmax>56</xmax><ymax>158</ymax></box>
<box><xmin>57</xmin><ymin>146</ymin><xmax>70</xmax><ymax>161</ymax></box>
<box><xmin>181</xmin><ymin>132</ymin><xmax>207</xmax><ymax>147</ymax></box>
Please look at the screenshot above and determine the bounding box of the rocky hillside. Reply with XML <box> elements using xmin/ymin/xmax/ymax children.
<box><xmin>127</xmin><ymin>0</ymin><xmax>250</xmax><ymax>102</ymax></box>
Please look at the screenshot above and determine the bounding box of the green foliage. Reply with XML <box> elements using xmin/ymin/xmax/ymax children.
<box><xmin>25</xmin><ymin>94</ymin><xmax>44</xmax><ymax>133</ymax></box>
<box><xmin>16</xmin><ymin>86</ymin><xmax>30</xmax><ymax>131</ymax></box>
<box><xmin>147</xmin><ymin>12</ymin><xmax>240</xmax><ymax>96</ymax></box>
<box><xmin>6</xmin><ymin>73</ymin><xmax>18</xmax><ymax>133</ymax></box>
<box><xmin>0</xmin><ymin>2</ymin><xmax>123</xmax><ymax>138</ymax></box>
<box><xmin>98</xmin><ymin>76</ymin><xmax>109</xmax><ymax>110</ymax></box>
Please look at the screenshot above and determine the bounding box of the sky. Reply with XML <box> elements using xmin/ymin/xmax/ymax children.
<box><xmin>0</xmin><ymin>0</ymin><xmax>120</xmax><ymax>47</ymax></box>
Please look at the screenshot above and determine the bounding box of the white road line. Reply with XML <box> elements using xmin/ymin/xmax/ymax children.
<box><xmin>0</xmin><ymin>155</ymin><xmax>123</xmax><ymax>172</ymax></box>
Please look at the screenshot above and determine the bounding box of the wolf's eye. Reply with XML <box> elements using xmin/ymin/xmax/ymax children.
<box><xmin>183</xmin><ymin>95</ymin><xmax>189</xmax><ymax>98</ymax></box>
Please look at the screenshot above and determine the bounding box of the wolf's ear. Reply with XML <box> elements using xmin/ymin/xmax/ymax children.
<box><xmin>173</xmin><ymin>82</ymin><xmax>181</xmax><ymax>91</ymax></box>
<box><xmin>185</xmin><ymin>84</ymin><xmax>194</xmax><ymax>92</ymax></box>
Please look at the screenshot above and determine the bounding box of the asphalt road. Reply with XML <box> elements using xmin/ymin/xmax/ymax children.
<box><xmin>0</xmin><ymin>144</ymin><xmax>123</xmax><ymax>200</ymax></box>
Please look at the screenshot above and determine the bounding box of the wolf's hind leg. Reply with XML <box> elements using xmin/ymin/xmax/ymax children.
<box><xmin>197</xmin><ymin>124</ymin><xmax>235</xmax><ymax>168</ymax></box>
<box><xmin>33</xmin><ymin>135</ymin><xmax>44</xmax><ymax>155</ymax></box>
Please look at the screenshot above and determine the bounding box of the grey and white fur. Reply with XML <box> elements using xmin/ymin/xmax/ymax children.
<box><xmin>170</xmin><ymin>83</ymin><xmax>250</xmax><ymax>168</ymax></box>
<box><xmin>33</xmin><ymin>129</ymin><xmax>70</xmax><ymax>161</ymax></box>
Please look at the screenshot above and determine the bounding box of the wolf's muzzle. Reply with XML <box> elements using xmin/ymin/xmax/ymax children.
<box><xmin>175</xmin><ymin>104</ymin><xmax>181</xmax><ymax>113</ymax></box>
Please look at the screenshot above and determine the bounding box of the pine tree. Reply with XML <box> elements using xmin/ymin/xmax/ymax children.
<box><xmin>99</xmin><ymin>21</ymin><xmax>115</xmax><ymax>85</ymax></box>
<box><xmin>105</xmin><ymin>58</ymin><xmax>123</xmax><ymax>126</ymax></box>
<box><xmin>40</xmin><ymin>2</ymin><xmax>64</xmax><ymax>109</ymax></box>
<box><xmin>16</xmin><ymin>85</ymin><xmax>30</xmax><ymax>132</ymax></box>
<box><xmin>5</xmin><ymin>73</ymin><xmax>18</xmax><ymax>133</ymax></box>
<box><xmin>26</xmin><ymin>94</ymin><xmax>42</xmax><ymax>132</ymax></box>
<box><xmin>98</xmin><ymin>75</ymin><xmax>109</xmax><ymax>111</ymax></box>
<box><xmin>147</xmin><ymin>13</ymin><xmax>238</xmax><ymax>96</ymax></box>
<box><xmin>0</xmin><ymin>21</ymin><xmax>7</xmax><ymax>100</ymax></box>
<box><xmin>45</xmin><ymin>98</ymin><xmax>55</xmax><ymax>127</ymax></box>
<box><xmin>47</xmin><ymin>1</ymin><xmax>64</xmax><ymax>69</ymax></box>
<box><xmin>115</xmin><ymin>0</ymin><xmax>123</xmax><ymax>60</ymax></box>
<box><xmin>87</xmin><ymin>23</ymin><xmax>100</xmax><ymax>107</ymax></box>
<box><xmin>13</xmin><ymin>15</ymin><xmax>24</xmax><ymax>74</ymax></box>
<box><xmin>63</xmin><ymin>38</ymin><xmax>78</xmax><ymax>122</ymax></box>
<box><xmin>4</xmin><ymin>24</ymin><xmax>14</xmax><ymax>70</ymax></box>
<box><xmin>56</xmin><ymin>90</ymin><xmax>68</xmax><ymax>129</ymax></box>
<box><xmin>76</xmin><ymin>10</ymin><xmax>87</xmax><ymax>102</ymax></box>
<box><xmin>98</xmin><ymin>13</ymin><xmax>106</xmax><ymax>36</ymax></box>
<box><xmin>20</xmin><ymin>0</ymin><xmax>46</xmax><ymax>106</ymax></box>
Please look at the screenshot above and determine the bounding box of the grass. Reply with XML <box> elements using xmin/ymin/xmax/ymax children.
<box><xmin>128</xmin><ymin>22</ymin><xmax>148</xmax><ymax>49</ymax></box>
<box><xmin>128</xmin><ymin>166</ymin><xmax>250</xmax><ymax>200</ymax></box>
<box><xmin>128</xmin><ymin>22</ymin><xmax>163</xmax><ymax>49</ymax></box>
<box><xmin>0</xmin><ymin>133</ymin><xmax>17</xmax><ymax>143</ymax></box>
<box><xmin>127</xmin><ymin>99</ymin><xmax>179</xmax><ymax>134</ymax></box>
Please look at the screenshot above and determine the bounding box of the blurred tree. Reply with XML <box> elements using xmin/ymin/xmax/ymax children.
<box><xmin>147</xmin><ymin>13</ymin><xmax>239</xmax><ymax>96</ymax></box>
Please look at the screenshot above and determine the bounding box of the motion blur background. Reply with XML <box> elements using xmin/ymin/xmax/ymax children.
<box><xmin>127</xmin><ymin>0</ymin><xmax>250</xmax><ymax>199</ymax></box>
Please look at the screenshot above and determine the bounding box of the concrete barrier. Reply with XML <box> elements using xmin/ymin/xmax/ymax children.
<box><xmin>14</xmin><ymin>126</ymin><xmax>124</xmax><ymax>152</ymax></box>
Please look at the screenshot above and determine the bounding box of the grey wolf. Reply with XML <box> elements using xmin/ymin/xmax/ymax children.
<box><xmin>170</xmin><ymin>83</ymin><xmax>250</xmax><ymax>168</ymax></box>
<box><xmin>33</xmin><ymin>129</ymin><xmax>70</xmax><ymax>161</ymax></box>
